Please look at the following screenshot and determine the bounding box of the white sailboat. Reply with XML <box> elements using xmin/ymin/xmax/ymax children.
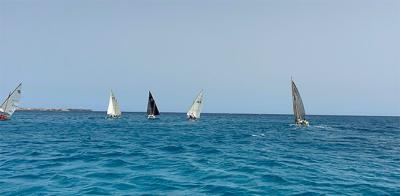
<box><xmin>106</xmin><ymin>90</ymin><xmax>121</xmax><ymax>118</ymax></box>
<box><xmin>0</xmin><ymin>83</ymin><xmax>22</xmax><ymax>121</ymax></box>
<box><xmin>291</xmin><ymin>79</ymin><xmax>309</xmax><ymax>126</ymax></box>
<box><xmin>187</xmin><ymin>90</ymin><xmax>204</xmax><ymax>120</ymax></box>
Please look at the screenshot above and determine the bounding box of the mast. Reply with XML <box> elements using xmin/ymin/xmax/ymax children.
<box><xmin>291</xmin><ymin>79</ymin><xmax>296</xmax><ymax>122</ymax></box>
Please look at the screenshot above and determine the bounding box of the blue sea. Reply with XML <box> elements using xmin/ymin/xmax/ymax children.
<box><xmin>0</xmin><ymin>111</ymin><xmax>399</xmax><ymax>195</ymax></box>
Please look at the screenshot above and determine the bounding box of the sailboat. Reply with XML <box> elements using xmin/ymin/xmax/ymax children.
<box><xmin>106</xmin><ymin>90</ymin><xmax>121</xmax><ymax>118</ymax></box>
<box><xmin>291</xmin><ymin>79</ymin><xmax>309</xmax><ymax>126</ymax></box>
<box><xmin>0</xmin><ymin>83</ymin><xmax>22</xmax><ymax>121</ymax></box>
<box><xmin>187</xmin><ymin>90</ymin><xmax>204</xmax><ymax>120</ymax></box>
<box><xmin>147</xmin><ymin>91</ymin><xmax>160</xmax><ymax>119</ymax></box>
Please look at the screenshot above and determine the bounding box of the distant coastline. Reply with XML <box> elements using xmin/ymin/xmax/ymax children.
<box><xmin>17</xmin><ymin>108</ymin><xmax>92</xmax><ymax>112</ymax></box>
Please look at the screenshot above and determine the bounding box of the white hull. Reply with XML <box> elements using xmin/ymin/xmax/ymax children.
<box><xmin>296</xmin><ymin>119</ymin><xmax>309</xmax><ymax>126</ymax></box>
<box><xmin>148</xmin><ymin>114</ymin><xmax>157</xmax><ymax>119</ymax></box>
<box><xmin>106</xmin><ymin>114</ymin><xmax>121</xmax><ymax>119</ymax></box>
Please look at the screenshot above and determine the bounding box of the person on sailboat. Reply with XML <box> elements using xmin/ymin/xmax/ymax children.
<box><xmin>0</xmin><ymin>115</ymin><xmax>7</xmax><ymax>121</ymax></box>
<box><xmin>0</xmin><ymin>110</ymin><xmax>7</xmax><ymax>120</ymax></box>
<box><xmin>295</xmin><ymin>117</ymin><xmax>309</xmax><ymax>126</ymax></box>
<box><xmin>188</xmin><ymin>112</ymin><xmax>196</xmax><ymax>120</ymax></box>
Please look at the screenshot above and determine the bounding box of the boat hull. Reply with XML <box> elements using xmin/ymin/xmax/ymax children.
<box><xmin>106</xmin><ymin>114</ymin><xmax>121</xmax><ymax>119</ymax></box>
<box><xmin>296</xmin><ymin>119</ymin><xmax>309</xmax><ymax>126</ymax></box>
<box><xmin>187</xmin><ymin>115</ymin><xmax>198</xmax><ymax>120</ymax></box>
<box><xmin>147</xmin><ymin>115</ymin><xmax>158</xmax><ymax>119</ymax></box>
<box><xmin>0</xmin><ymin>113</ymin><xmax>10</xmax><ymax>121</ymax></box>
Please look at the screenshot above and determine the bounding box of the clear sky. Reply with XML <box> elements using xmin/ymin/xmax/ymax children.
<box><xmin>1</xmin><ymin>0</ymin><xmax>399</xmax><ymax>116</ymax></box>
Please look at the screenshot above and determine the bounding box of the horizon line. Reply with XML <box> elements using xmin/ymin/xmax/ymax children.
<box><xmin>18</xmin><ymin>109</ymin><xmax>400</xmax><ymax>118</ymax></box>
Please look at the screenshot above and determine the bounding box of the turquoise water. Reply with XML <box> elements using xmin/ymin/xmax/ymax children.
<box><xmin>0</xmin><ymin>112</ymin><xmax>399</xmax><ymax>195</ymax></box>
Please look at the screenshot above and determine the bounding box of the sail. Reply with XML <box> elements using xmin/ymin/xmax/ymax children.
<box><xmin>0</xmin><ymin>83</ymin><xmax>22</xmax><ymax>116</ymax></box>
<box><xmin>107</xmin><ymin>91</ymin><xmax>121</xmax><ymax>116</ymax></box>
<box><xmin>187</xmin><ymin>90</ymin><xmax>204</xmax><ymax>118</ymax></box>
<box><xmin>291</xmin><ymin>80</ymin><xmax>306</xmax><ymax>123</ymax></box>
<box><xmin>147</xmin><ymin>91</ymin><xmax>160</xmax><ymax>115</ymax></box>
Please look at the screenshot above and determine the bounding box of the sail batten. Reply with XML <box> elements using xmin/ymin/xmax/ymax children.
<box><xmin>187</xmin><ymin>90</ymin><xmax>204</xmax><ymax>119</ymax></box>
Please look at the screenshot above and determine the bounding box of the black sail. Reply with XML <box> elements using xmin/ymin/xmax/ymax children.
<box><xmin>147</xmin><ymin>91</ymin><xmax>160</xmax><ymax>116</ymax></box>
<box><xmin>153</xmin><ymin>102</ymin><xmax>160</xmax><ymax>115</ymax></box>
<box><xmin>291</xmin><ymin>80</ymin><xmax>306</xmax><ymax>123</ymax></box>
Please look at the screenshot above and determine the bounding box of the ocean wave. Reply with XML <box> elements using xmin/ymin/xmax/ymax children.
<box><xmin>0</xmin><ymin>112</ymin><xmax>398</xmax><ymax>195</ymax></box>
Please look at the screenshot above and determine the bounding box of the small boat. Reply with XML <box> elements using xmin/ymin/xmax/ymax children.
<box><xmin>187</xmin><ymin>90</ymin><xmax>204</xmax><ymax>120</ymax></box>
<box><xmin>147</xmin><ymin>91</ymin><xmax>160</xmax><ymax>119</ymax></box>
<box><xmin>291</xmin><ymin>79</ymin><xmax>309</xmax><ymax>126</ymax></box>
<box><xmin>106</xmin><ymin>90</ymin><xmax>121</xmax><ymax>118</ymax></box>
<box><xmin>0</xmin><ymin>83</ymin><xmax>22</xmax><ymax>121</ymax></box>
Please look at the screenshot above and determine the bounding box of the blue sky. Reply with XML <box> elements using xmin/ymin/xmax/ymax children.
<box><xmin>1</xmin><ymin>0</ymin><xmax>399</xmax><ymax>116</ymax></box>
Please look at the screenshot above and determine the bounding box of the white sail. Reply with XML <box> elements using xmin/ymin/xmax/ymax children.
<box><xmin>187</xmin><ymin>90</ymin><xmax>204</xmax><ymax>119</ymax></box>
<box><xmin>107</xmin><ymin>91</ymin><xmax>121</xmax><ymax>117</ymax></box>
<box><xmin>0</xmin><ymin>83</ymin><xmax>22</xmax><ymax>117</ymax></box>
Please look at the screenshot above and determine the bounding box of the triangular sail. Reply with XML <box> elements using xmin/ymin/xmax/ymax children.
<box><xmin>147</xmin><ymin>91</ymin><xmax>160</xmax><ymax>116</ymax></box>
<box><xmin>0</xmin><ymin>83</ymin><xmax>22</xmax><ymax>117</ymax></box>
<box><xmin>291</xmin><ymin>80</ymin><xmax>306</xmax><ymax>123</ymax></box>
<box><xmin>187</xmin><ymin>90</ymin><xmax>204</xmax><ymax>118</ymax></box>
<box><xmin>107</xmin><ymin>91</ymin><xmax>121</xmax><ymax>116</ymax></box>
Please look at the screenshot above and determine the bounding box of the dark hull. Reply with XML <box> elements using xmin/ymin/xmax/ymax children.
<box><xmin>0</xmin><ymin>113</ymin><xmax>10</xmax><ymax>121</ymax></box>
<box><xmin>106</xmin><ymin>114</ymin><xmax>121</xmax><ymax>119</ymax></box>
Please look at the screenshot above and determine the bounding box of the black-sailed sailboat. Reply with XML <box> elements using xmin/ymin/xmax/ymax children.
<box><xmin>291</xmin><ymin>79</ymin><xmax>309</xmax><ymax>126</ymax></box>
<box><xmin>147</xmin><ymin>91</ymin><xmax>160</xmax><ymax>119</ymax></box>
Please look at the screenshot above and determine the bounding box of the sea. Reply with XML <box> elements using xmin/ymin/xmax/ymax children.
<box><xmin>0</xmin><ymin>111</ymin><xmax>399</xmax><ymax>195</ymax></box>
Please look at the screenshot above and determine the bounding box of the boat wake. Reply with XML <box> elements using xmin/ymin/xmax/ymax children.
<box><xmin>251</xmin><ymin>133</ymin><xmax>265</xmax><ymax>137</ymax></box>
<box><xmin>310</xmin><ymin>124</ymin><xmax>336</xmax><ymax>131</ymax></box>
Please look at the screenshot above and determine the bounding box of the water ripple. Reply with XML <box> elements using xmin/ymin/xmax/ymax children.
<box><xmin>0</xmin><ymin>112</ymin><xmax>399</xmax><ymax>195</ymax></box>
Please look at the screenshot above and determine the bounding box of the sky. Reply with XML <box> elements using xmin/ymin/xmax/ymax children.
<box><xmin>0</xmin><ymin>0</ymin><xmax>399</xmax><ymax>116</ymax></box>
